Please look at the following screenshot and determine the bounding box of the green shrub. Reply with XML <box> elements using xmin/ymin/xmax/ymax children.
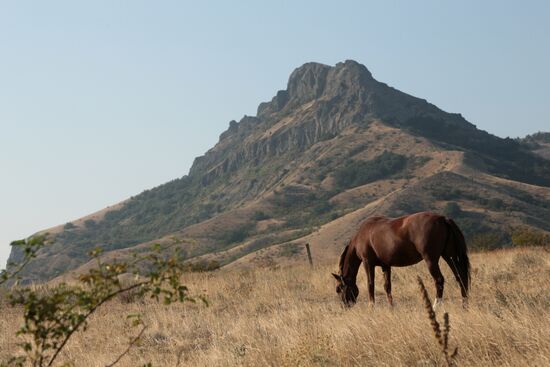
<box><xmin>253</xmin><ymin>211</ymin><xmax>271</xmax><ymax>221</ymax></box>
<box><xmin>312</xmin><ymin>200</ymin><xmax>334</xmax><ymax>215</ymax></box>
<box><xmin>279</xmin><ymin>243</ymin><xmax>302</xmax><ymax>258</ymax></box>
<box><xmin>1</xmin><ymin>237</ymin><xmax>198</xmax><ymax>366</ymax></box>
<box><xmin>221</xmin><ymin>224</ymin><xmax>254</xmax><ymax>245</ymax></box>
<box><xmin>83</xmin><ymin>219</ymin><xmax>96</xmax><ymax>229</ymax></box>
<box><xmin>443</xmin><ymin>202</ymin><xmax>461</xmax><ymax>218</ymax></box>
<box><xmin>510</xmin><ymin>226</ymin><xmax>550</xmax><ymax>247</ymax></box>
<box><xmin>455</xmin><ymin>216</ymin><xmax>490</xmax><ymax>241</ymax></box>
<box><xmin>63</xmin><ymin>222</ymin><xmax>76</xmax><ymax>230</ymax></box>
<box><xmin>333</xmin><ymin>151</ymin><xmax>407</xmax><ymax>189</ymax></box>
<box><xmin>185</xmin><ymin>260</ymin><xmax>221</xmax><ymax>272</ymax></box>
<box><xmin>469</xmin><ymin>232</ymin><xmax>508</xmax><ymax>250</ymax></box>
<box><xmin>487</xmin><ymin>198</ymin><xmax>505</xmax><ymax>211</ymax></box>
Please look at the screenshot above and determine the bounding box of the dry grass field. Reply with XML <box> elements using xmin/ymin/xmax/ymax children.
<box><xmin>1</xmin><ymin>246</ymin><xmax>549</xmax><ymax>366</ymax></box>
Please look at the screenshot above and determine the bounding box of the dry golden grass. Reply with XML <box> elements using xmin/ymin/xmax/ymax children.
<box><xmin>1</xmin><ymin>247</ymin><xmax>549</xmax><ymax>366</ymax></box>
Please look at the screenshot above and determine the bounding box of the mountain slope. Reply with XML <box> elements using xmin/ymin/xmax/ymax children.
<box><xmin>9</xmin><ymin>60</ymin><xmax>550</xmax><ymax>283</ymax></box>
<box><xmin>521</xmin><ymin>132</ymin><xmax>550</xmax><ymax>160</ymax></box>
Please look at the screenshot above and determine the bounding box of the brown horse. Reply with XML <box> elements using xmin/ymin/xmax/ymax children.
<box><xmin>332</xmin><ymin>211</ymin><xmax>470</xmax><ymax>308</ymax></box>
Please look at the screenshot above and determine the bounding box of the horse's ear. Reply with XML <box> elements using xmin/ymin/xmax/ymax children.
<box><xmin>332</xmin><ymin>273</ymin><xmax>345</xmax><ymax>284</ymax></box>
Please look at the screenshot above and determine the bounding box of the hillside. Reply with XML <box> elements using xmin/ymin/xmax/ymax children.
<box><xmin>8</xmin><ymin>60</ymin><xmax>550</xmax><ymax>283</ymax></box>
<box><xmin>2</xmin><ymin>247</ymin><xmax>549</xmax><ymax>366</ymax></box>
<box><xmin>520</xmin><ymin>132</ymin><xmax>550</xmax><ymax>160</ymax></box>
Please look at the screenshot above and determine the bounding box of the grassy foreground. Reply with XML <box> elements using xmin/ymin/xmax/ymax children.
<box><xmin>1</xmin><ymin>247</ymin><xmax>549</xmax><ymax>366</ymax></box>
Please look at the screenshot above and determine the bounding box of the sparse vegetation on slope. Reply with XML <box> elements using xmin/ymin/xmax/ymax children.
<box><xmin>403</xmin><ymin>115</ymin><xmax>550</xmax><ymax>186</ymax></box>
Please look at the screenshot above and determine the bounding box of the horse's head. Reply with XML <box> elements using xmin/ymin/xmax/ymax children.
<box><xmin>332</xmin><ymin>273</ymin><xmax>359</xmax><ymax>307</ymax></box>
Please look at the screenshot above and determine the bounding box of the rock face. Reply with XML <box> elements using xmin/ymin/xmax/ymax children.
<box><xmin>191</xmin><ymin>60</ymin><xmax>473</xmax><ymax>184</ymax></box>
<box><xmin>8</xmin><ymin>60</ymin><xmax>550</xmax><ymax>283</ymax></box>
<box><xmin>190</xmin><ymin>60</ymin><xmax>542</xmax><ymax>189</ymax></box>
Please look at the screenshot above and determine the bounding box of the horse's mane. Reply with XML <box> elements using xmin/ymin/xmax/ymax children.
<box><xmin>338</xmin><ymin>242</ymin><xmax>350</xmax><ymax>274</ymax></box>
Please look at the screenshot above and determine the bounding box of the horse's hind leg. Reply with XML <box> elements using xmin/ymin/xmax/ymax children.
<box><xmin>382</xmin><ymin>265</ymin><xmax>393</xmax><ymax>306</ymax></box>
<box><xmin>425</xmin><ymin>259</ymin><xmax>444</xmax><ymax>309</ymax></box>
<box><xmin>442</xmin><ymin>255</ymin><xmax>468</xmax><ymax>307</ymax></box>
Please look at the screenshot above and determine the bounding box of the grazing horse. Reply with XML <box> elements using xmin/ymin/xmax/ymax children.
<box><xmin>332</xmin><ymin>211</ymin><xmax>470</xmax><ymax>308</ymax></box>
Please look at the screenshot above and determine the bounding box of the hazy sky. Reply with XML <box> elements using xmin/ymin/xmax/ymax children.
<box><xmin>1</xmin><ymin>1</ymin><xmax>549</xmax><ymax>269</ymax></box>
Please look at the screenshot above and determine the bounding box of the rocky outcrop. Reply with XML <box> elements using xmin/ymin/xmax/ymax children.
<box><xmin>189</xmin><ymin>60</ymin><xmax>474</xmax><ymax>186</ymax></box>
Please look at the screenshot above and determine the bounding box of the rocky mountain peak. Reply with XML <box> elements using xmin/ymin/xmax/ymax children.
<box><xmin>258</xmin><ymin>60</ymin><xmax>376</xmax><ymax>118</ymax></box>
<box><xmin>332</xmin><ymin>59</ymin><xmax>374</xmax><ymax>81</ymax></box>
<box><xmin>287</xmin><ymin>60</ymin><xmax>373</xmax><ymax>99</ymax></box>
<box><xmin>286</xmin><ymin>62</ymin><xmax>330</xmax><ymax>103</ymax></box>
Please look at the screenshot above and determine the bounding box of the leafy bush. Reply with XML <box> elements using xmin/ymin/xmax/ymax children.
<box><xmin>279</xmin><ymin>243</ymin><xmax>302</xmax><ymax>258</ymax></box>
<box><xmin>63</xmin><ymin>222</ymin><xmax>76</xmax><ymax>230</ymax></box>
<box><xmin>510</xmin><ymin>226</ymin><xmax>550</xmax><ymax>247</ymax></box>
<box><xmin>439</xmin><ymin>188</ymin><xmax>462</xmax><ymax>200</ymax></box>
<box><xmin>1</xmin><ymin>236</ymin><xmax>200</xmax><ymax>367</ymax></box>
<box><xmin>469</xmin><ymin>232</ymin><xmax>509</xmax><ymax>250</ymax></box>
<box><xmin>253</xmin><ymin>211</ymin><xmax>271</xmax><ymax>221</ymax></box>
<box><xmin>455</xmin><ymin>216</ymin><xmax>491</xmax><ymax>242</ymax></box>
<box><xmin>270</xmin><ymin>186</ymin><xmax>318</xmax><ymax>212</ymax></box>
<box><xmin>83</xmin><ymin>219</ymin><xmax>97</xmax><ymax>229</ymax></box>
<box><xmin>443</xmin><ymin>202</ymin><xmax>462</xmax><ymax>218</ymax></box>
<box><xmin>312</xmin><ymin>200</ymin><xmax>334</xmax><ymax>215</ymax></box>
<box><xmin>333</xmin><ymin>151</ymin><xmax>407</xmax><ymax>190</ymax></box>
<box><xmin>185</xmin><ymin>260</ymin><xmax>221</xmax><ymax>272</ymax></box>
<box><xmin>487</xmin><ymin>198</ymin><xmax>505</xmax><ymax>211</ymax></box>
<box><xmin>221</xmin><ymin>224</ymin><xmax>255</xmax><ymax>245</ymax></box>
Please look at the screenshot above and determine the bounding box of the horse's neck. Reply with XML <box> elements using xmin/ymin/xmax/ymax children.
<box><xmin>342</xmin><ymin>245</ymin><xmax>361</xmax><ymax>283</ymax></box>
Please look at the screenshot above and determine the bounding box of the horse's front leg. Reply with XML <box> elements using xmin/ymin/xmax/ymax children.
<box><xmin>382</xmin><ymin>265</ymin><xmax>393</xmax><ymax>306</ymax></box>
<box><xmin>363</xmin><ymin>261</ymin><xmax>375</xmax><ymax>304</ymax></box>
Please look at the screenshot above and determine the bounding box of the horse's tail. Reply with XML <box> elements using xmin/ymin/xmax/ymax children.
<box><xmin>445</xmin><ymin>218</ymin><xmax>470</xmax><ymax>296</ymax></box>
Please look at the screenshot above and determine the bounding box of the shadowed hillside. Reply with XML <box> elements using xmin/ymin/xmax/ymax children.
<box><xmin>8</xmin><ymin>60</ymin><xmax>550</xmax><ymax>283</ymax></box>
<box><xmin>520</xmin><ymin>132</ymin><xmax>550</xmax><ymax>160</ymax></box>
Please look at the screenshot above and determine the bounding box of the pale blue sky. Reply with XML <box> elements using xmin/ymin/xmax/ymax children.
<box><xmin>1</xmin><ymin>1</ymin><xmax>549</xmax><ymax>269</ymax></box>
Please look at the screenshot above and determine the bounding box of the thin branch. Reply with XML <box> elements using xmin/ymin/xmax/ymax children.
<box><xmin>104</xmin><ymin>325</ymin><xmax>147</xmax><ymax>367</ymax></box>
<box><xmin>1</xmin><ymin>256</ymin><xmax>35</xmax><ymax>287</ymax></box>
<box><xmin>1</xmin><ymin>237</ymin><xmax>47</xmax><ymax>286</ymax></box>
<box><xmin>46</xmin><ymin>281</ymin><xmax>148</xmax><ymax>367</ymax></box>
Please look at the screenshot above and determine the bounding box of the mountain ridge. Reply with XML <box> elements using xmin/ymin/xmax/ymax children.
<box><xmin>8</xmin><ymin>60</ymin><xmax>550</xmax><ymax>283</ymax></box>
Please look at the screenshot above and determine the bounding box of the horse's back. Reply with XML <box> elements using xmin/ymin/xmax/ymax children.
<box><xmin>403</xmin><ymin>212</ymin><xmax>448</xmax><ymax>244</ymax></box>
<box><xmin>356</xmin><ymin>212</ymin><xmax>448</xmax><ymax>266</ymax></box>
